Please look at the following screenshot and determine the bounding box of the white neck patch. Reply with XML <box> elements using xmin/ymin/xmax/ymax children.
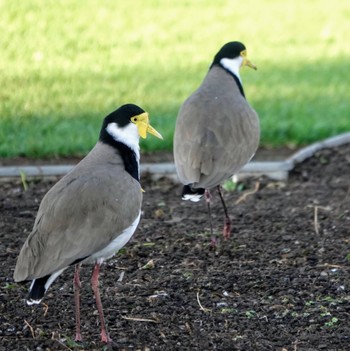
<box><xmin>220</xmin><ymin>56</ymin><xmax>243</xmax><ymax>83</ymax></box>
<box><xmin>106</xmin><ymin>122</ymin><xmax>140</xmax><ymax>161</ymax></box>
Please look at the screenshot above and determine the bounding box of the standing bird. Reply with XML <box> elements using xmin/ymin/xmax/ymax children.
<box><xmin>13</xmin><ymin>104</ymin><xmax>162</xmax><ymax>343</ymax></box>
<box><xmin>173</xmin><ymin>41</ymin><xmax>260</xmax><ymax>240</ymax></box>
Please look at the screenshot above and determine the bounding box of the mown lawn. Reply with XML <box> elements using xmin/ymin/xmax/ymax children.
<box><xmin>1</xmin><ymin>0</ymin><xmax>349</xmax><ymax>157</ymax></box>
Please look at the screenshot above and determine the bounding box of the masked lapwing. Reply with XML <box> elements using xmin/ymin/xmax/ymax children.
<box><xmin>13</xmin><ymin>104</ymin><xmax>163</xmax><ymax>343</ymax></box>
<box><xmin>174</xmin><ymin>41</ymin><xmax>260</xmax><ymax>240</ymax></box>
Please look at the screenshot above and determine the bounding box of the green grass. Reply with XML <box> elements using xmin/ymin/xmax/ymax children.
<box><xmin>1</xmin><ymin>0</ymin><xmax>350</xmax><ymax>157</ymax></box>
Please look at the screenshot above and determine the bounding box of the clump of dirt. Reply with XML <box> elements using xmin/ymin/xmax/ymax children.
<box><xmin>1</xmin><ymin>145</ymin><xmax>349</xmax><ymax>350</ymax></box>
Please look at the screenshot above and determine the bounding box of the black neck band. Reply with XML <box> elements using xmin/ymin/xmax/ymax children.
<box><xmin>100</xmin><ymin>131</ymin><xmax>139</xmax><ymax>182</ymax></box>
<box><xmin>210</xmin><ymin>63</ymin><xmax>246</xmax><ymax>98</ymax></box>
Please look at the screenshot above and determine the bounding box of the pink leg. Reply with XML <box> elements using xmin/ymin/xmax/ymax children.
<box><xmin>74</xmin><ymin>264</ymin><xmax>83</xmax><ymax>342</ymax></box>
<box><xmin>223</xmin><ymin>215</ymin><xmax>232</xmax><ymax>240</ymax></box>
<box><xmin>217</xmin><ymin>185</ymin><xmax>231</xmax><ymax>240</ymax></box>
<box><xmin>205</xmin><ymin>190</ymin><xmax>217</xmax><ymax>246</ymax></box>
<box><xmin>91</xmin><ymin>263</ymin><xmax>112</xmax><ymax>343</ymax></box>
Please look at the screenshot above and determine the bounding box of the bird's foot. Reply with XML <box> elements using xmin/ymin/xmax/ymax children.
<box><xmin>75</xmin><ymin>332</ymin><xmax>83</xmax><ymax>342</ymax></box>
<box><xmin>210</xmin><ymin>236</ymin><xmax>218</xmax><ymax>248</ymax></box>
<box><xmin>101</xmin><ymin>330</ymin><xmax>112</xmax><ymax>344</ymax></box>
<box><xmin>223</xmin><ymin>218</ymin><xmax>231</xmax><ymax>240</ymax></box>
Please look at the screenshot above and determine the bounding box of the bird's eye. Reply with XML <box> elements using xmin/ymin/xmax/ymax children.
<box><xmin>240</xmin><ymin>50</ymin><xmax>247</xmax><ymax>57</ymax></box>
<box><xmin>132</xmin><ymin>117</ymin><xmax>138</xmax><ymax>122</ymax></box>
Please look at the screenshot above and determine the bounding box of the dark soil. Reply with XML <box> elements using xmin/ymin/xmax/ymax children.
<box><xmin>1</xmin><ymin>145</ymin><xmax>350</xmax><ymax>351</ymax></box>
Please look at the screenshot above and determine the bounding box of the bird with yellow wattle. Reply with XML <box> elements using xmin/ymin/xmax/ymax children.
<box><xmin>174</xmin><ymin>41</ymin><xmax>260</xmax><ymax>242</ymax></box>
<box><xmin>14</xmin><ymin>104</ymin><xmax>163</xmax><ymax>344</ymax></box>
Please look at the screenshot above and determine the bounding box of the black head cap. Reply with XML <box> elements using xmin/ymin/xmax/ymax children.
<box><xmin>99</xmin><ymin>104</ymin><xmax>145</xmax><ymax>182</ymax></box>
<box><xmin>212</xmin><ymin>41</ymin><xmax>246</xmax><ymax>66</ymax></box>
<box><xmin>101</xmin><ymin>104</ymin><xmax>145</xmax><ymax>129</ymax></box>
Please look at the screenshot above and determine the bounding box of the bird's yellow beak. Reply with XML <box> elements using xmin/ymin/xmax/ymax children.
<box><xmin>240</xmin><ymin>50</ymin><xmax>257</xmax><ymax>70</ymax></box>
<box><xmin>131</xmin><ymin>112</ymin><xmax>163</xmax><ymax>139</ymax></box>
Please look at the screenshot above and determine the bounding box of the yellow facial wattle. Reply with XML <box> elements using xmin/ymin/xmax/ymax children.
<box><xmin>131</xmin><ymin>112</ymin><xmax>163</xmax><ymax>139</ymax></box>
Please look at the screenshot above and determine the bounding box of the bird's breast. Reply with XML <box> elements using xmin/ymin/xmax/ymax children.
<box><xmin>83</xmin><ymin>211</ymin><xmax>141</xmax><ymax>264</ymax></box>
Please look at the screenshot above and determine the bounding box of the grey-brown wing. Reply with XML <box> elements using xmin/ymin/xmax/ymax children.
<box><xmin>174</xmin><ymin>94</ymin><xmax>209</xmax><ymax>185</ymax></box>
<box><xmin>174</xmin><ymin>93</ymin><xmax>259</xmax><ymax>189</ymax></box>
<box><xmin>14</xmin><ymin>167</ymin><xmax>142</xmax><ymax>281</ymax></box>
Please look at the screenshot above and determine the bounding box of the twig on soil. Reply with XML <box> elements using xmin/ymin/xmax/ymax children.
<box><xmin>121</xmin><ymin>315</ymin><xmax>160</xmax><ymax>323</ymax></box>
<box><xmin>196</xmin><ymin>290</ymin><xmax>212</xmax><ymax>313</ymax></box>
<box><xmin>292</xmin><ymin>339</ymin><xmax>299</xmax><ymax>351</ymax></box>
<box><xmin>140</xmin><ymin>259</ymin><xmax>155</xmax><ymax>270</ymax></box>
<box><xmin>56</xmin><ymin>338</ymin><xmax>74</xmax><ymax>351</ymax></box>
<box><xmin>313</xmin><ymin>205</ymin><xmax>331</xmax><ymax>235</ymax></box>
<box><xmin>24</xmin><ymin>319</ymin><xmax>35</xmax><ymax>339</ymax></box>
<box><xmin>185</xmin><ymin>322</ymin><xmax>192</xmax><ymax>334</ymax></box>
<box><xmin>314</xmin><ymin>206</ymin><xmax>320</xmax><ymax>235</ymax></box>
<box><xmin>42</xmin><ymin>302</ymin><xmax>49</xmax><ymax>317</ymax></box>
<box><xmin>117</xmin><ymin>270</ymin><xmax>125</xmax><ymax>282</ymax></box>
<box><xmin>316</xmin><ymin>263</ymin><xmax>349</xmax><ymax>269</ymax></box>
<box><xmin>235</xmin><ymin>182</ymin><xmax>260</xmax><ymax>205</ymax></box>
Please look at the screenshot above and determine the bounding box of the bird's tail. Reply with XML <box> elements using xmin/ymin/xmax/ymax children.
<box><xmin>181</xmin><ymin>185</ymin><xmax>205</xmax><ymax>202</ymax></box>
<box><xmin>26</xmin><ymin>268</ymin><xmax>66</xmax><ymax>305</ymax></box>
<box><xmin>27</xmin><ymin>275</ymin><xmax>50</xmax><ymax>305</ymax></box>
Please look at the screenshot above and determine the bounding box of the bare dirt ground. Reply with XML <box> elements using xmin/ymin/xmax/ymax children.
<box><xmin>1</xmin><ymin>145</ymin><xmax>350</xmax><ymax>351</ymax></box>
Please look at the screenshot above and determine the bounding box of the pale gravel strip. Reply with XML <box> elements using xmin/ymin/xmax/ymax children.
<box><xmin>0</xmin><ymin>133</ymin><xmax>349</xmax><ymax>180</ymax></box>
